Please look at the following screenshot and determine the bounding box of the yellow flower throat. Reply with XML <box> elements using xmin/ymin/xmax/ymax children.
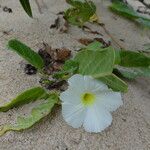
<box><xmin>82</xmin><ymin>92</ymin><xmax>95</xmax><ymax>106</ymax></box>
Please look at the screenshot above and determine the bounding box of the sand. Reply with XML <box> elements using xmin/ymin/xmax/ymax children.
<box><xmin>0</xmin><ymin>0</ymin><xmax>150</xmax><ymax>149</ymax></box>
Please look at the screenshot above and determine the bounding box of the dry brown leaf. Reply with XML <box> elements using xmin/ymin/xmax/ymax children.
<box><xmin>52</xmin><ymin>62</ymin><xmax>63</xmax><ymax>71</ymax></box>
<box><xmin>40</xmin><ymin>43</ymin><xmax>71</xmax><ymax>62</ymax></box>
<box><xmin>77</xmin><ymin>37</ymin><xmax>111</xmax><ymax>47</ymax></box>
<box><xmin>77</xmin><ymin>38</ymin><xmax>93</xmax><ymax>46</ymax></box>
<box><xmin>53</xmin><ymin>48</ymin><xmax>71</xmax><ymax>62</ymax></box>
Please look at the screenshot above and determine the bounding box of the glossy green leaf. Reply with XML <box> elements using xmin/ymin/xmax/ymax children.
<box><xmin>65</xmin><ymin>0</ymin><xmax>97</xmax><ymax>26</ymax></box>
<box><xmin>110</xmin><ymin>0</ymin><xmax>150</xmax><ymax>28</ymax></box>
<box><xmin>0</xmin><ymin>94</ymin><xmax>58</xmax><ymax>136</ymax></box>
<box><xmin>119</xmin><ymin>50</ymin><xmax>150</xmax><ymax>67</ymax></box>
<box><xmin>8</xmin><ymin>39</ymin><xmax>44</xmax><ymax>69</ymax></box>
<box><xmin>74</xmin><ymin>46</ymin><xmax>115</xmax><ymax>77</ymax></box>
<box><xmin>0</xmin><ymin>87</ymin><xmax>48</xmax><ymax>112</ymax></box>
<box><xmin>19</xmin><ymin>0</ymin><xmax>32</xmax><ymax>17</ymax></box>
<box><xmin>116</xmin><ymin>66</ymin><xmax>150</xmax><ymax>79</ymax></box>
<box><xmin>98</xmin><ymin>73</ymin><xmax>128</xmax><ymax>92</ymax></box>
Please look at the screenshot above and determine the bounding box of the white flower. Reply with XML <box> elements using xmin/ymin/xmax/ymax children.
<box><xmin>60</xmin><ymin>74</ymin><xmax>123</xmax><ymax>133</ymax></box>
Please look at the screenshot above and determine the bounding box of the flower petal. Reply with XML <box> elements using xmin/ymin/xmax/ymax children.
<box><xmin>68</xmin><ymin>74</ymin><xmax>108</xmax><ymax>93</ymax></box>
<box><xmin>60</xmin><ymin>88</ymin><xmax>83</xmax><ymax>104</ymax></box>
<box><xmin>62</xmin><ymin>103</ymin><xmax>85</xmax><ymax>128</ymax></box>
<box><xmin>60</xmin><ymin>74</ymin><xmax>122</xmax><ymax>133</ymax></box>
<box><xmin>96</xmin><ymin>91</ymin><xmax>123</xmax><ymax>112</ymax></box>
<box><xmin>83</xmin><ymin>76</ymin><xmax>108</xmax><ymax>93</ymax></box>
<box><xmin>83</xmin><ymin>105</ymin><xmax>112</xmax><ymax>133</ymax></box>
<box><xmin>68</xmin><ymin>74</ymin><xmax>85</xmax><ymax>89</ymax></box>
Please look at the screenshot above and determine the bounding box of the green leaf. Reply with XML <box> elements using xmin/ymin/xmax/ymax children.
<box><xmin>19</xmin><ymin>0</ymin><xmax>32</xmax><ymax>17</ymax></box>
<box><xmin>116</xmin><ymin>66</ymin><xmax>150</xmax><ymax>79</ymax></box>
<box><xmin>63</xmin><ymin>59</ymin><xmax>79</xmax><ymax>72</ymax></box>
<box><xmin>110</xmin><ymin>0</ymin><xmax>150</xmax><ymax>28</ymax></box>
<box><xmin>0</xmin><ymin>94</ymin><xmax>58</xmax><ymax>136</ymax></box>
<box><xmin>86</xmin><ymin>41</ymin><xmax>103</xmax><ymax>51</ymax></box>
<box><xmin>136</xmin><ymin>18</ymin><xmax>150</xmax><ymax>28</ymax></box>
<box><xmin>53</xmin><ymin>60</ymin><xmax>79</xmax><ymax>79</ymax></box>
<box><xmin>74</xmin><ymin>46</ymin><xmax>115</xmax><ymax>77</ymax></box>
<box><xmin>119</xmin><ymin>50</ymin><xmax>150</xmax><ymax>67</ymax></box>
<box><xmin>98</xmin><ymin>73</ymin><xmax>128</xmax><ymax>92</ymax></box>
<box><xmin>0</xmin><ymin>87</ymin><xmax>48</xmax><ymax>112</ymax></box>
<box><xmin>114</xmin><ymin>49</ymin><xmax>121</xmax><ymax>64</ymax></box>
<box><xmin>65</xmin><ymin>0</ymin><xmax>97</xmax><ymax>26</ymax></box>
<box><xmin>8</xmin><ymin>39</ymin><xmax>44</xmax><ymax>69</ymax></box>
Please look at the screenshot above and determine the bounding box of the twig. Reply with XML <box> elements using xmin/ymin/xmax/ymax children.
<box><xmin>82</xmin><ymin>25</ymin><xmax>103</xmax><ymax>36</ymax></box>
<box><xmin>35</xmin><ymin>0</ymin><xmax>47</xmax><ymax>14</ymax></box>
<box><xmin>0</xmin><ymin>29</ymin><xmax>13</xmax><ymax>38</ymax></box>
<box><xmin>97</xmin><ymin>23</ymin><xmax>125</xmax><ymax>49</ymax></box>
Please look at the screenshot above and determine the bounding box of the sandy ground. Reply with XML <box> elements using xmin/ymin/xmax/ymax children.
<box><xmin>0</xmin><ymin>0</ymin><xmax>150</xmax><ymax>149</ymax></box>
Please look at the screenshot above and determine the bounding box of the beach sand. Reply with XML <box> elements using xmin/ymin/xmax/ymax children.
<box><xmin>0</xmin><ymin>0</ymin><xmax>150</xmax><ymax>149</ymax></box>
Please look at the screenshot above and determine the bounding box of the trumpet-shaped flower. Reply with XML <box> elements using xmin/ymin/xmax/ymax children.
<box><xmin>60</xmin><ymin>74</ymin><xmax>123</xmax><ymax>133</ymax></box>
